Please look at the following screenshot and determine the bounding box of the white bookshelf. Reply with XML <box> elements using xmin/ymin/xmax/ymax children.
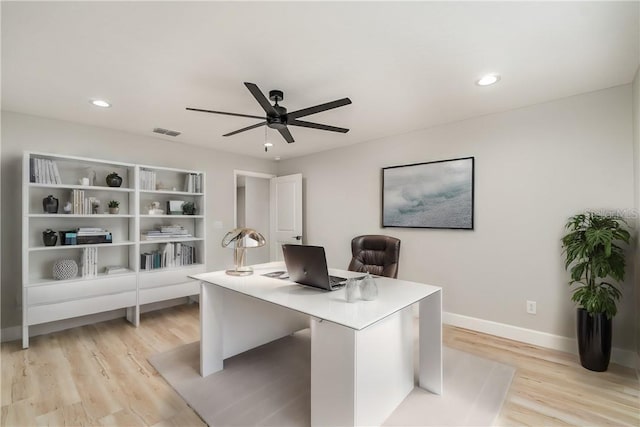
<box><xmin>136</xmin><ymin>164</ymin><xmax>206</xmax><ymax>308</ymax></box>
<box><xmin>22</xmin><ymin>152</ymin><xmax>206</xmax><ymax>348</ymax></box>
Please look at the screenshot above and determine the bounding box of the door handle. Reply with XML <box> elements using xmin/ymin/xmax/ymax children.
<box><xmin>294</xmin><ymin>235</ymin><xmax>303</xmax><ymax>241</ymax></box>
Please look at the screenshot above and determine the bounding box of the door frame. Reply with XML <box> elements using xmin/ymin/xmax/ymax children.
<box><xmin>233</xmin><ymin>170</ymin><xmax>276</xmax><ymax>264</ymax></box>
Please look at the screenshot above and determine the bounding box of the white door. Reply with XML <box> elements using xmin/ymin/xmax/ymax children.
<box><xmin>270</xmin><ymin>173</ymin><xmax>303</xmax><ymax>261</ymax></box>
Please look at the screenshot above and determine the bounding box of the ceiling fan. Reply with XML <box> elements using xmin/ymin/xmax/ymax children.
<box><xmin>186</xmin><ymin>82</ymin><xmax>351</xmax><ymax>144</ymax></box>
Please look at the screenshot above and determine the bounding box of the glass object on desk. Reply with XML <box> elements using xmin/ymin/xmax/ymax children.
<box><xmin>345</xmin><ymin>278</ymin><xmax>359</xmax><ymax>303</ymax></box>
<box><xmin>360</xmin><ymin>272</ymin><xmax>378</xmax><ymax>301</ymax></box>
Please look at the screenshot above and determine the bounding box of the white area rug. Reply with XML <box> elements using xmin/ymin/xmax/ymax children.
<box><xmin>149</xmin><ymin>329</ymin><xmax>514</xmax><ymax>426</ymax></box>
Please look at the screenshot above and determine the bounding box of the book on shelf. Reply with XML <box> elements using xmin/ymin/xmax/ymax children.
<box><xmin>69</xmin><ymin>190</ymin><xmax>101</xmax><ymax>214</ymax></box>
<box><xmin>140</xmin><ymin>169</ymin><xmax>157</xmax><ymax>191</ymax></box>
<box><xmin>60</xmin><ymin>228</ymin><xmax>112</xmax><ymax>245</ymax></box>
<box><xmin>183</xmin><ymin>173</ymin><xmax>202</xmax><ymax>193</ymax></box>
<box><xmin>30</xmin><ymin>157</ymin><xmax>62</xmax><ymax>184</ymax></box>
<box><xmin>80</xmin><ymin>247</ymin><xmax>98</xmax><ymax>278</ymax></box>
<box><xmin>141</xmin><ymin>225</ymin><xmax>192</xmax><ymax>240</ymax></box>
<box><xmin>140</xmin><ymin>242</ymin><xmax>197</xmax><ymax>270</ymax></box>
<box><xmin>104</xmin><ymin>265</ymin><xmax>129</xmax><ymax>275</ymax></box>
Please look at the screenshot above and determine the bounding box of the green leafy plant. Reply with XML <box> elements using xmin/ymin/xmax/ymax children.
<box><xmin>108</xmin><ymin>200</ymin><xmax>120</xmax><ymax>208</ymax></box>
<box><xmin>106</xmin><ymin>172</ymin><xmax>120</xmax><ymax>180</ymax></box>
<box><xmin>561</xmin><ymin>212</ymin><xmax>630</xmax><ymax>319</ymax></box>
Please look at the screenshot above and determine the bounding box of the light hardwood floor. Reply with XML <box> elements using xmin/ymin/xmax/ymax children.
<box><xmin>2</xmin><ymin>304</ymin><xmax>638</xmax><ymax>426</ymax></box>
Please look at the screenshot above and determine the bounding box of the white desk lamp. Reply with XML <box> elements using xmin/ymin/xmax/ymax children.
<box><xmin>222</xmin><ymin>227</ymin><xmax>266</xmax><ymax>276</ymax></box>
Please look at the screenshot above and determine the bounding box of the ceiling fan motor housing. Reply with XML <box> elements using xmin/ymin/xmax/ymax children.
<box><xmin>267</xmin><ymin>104</ymin><xmax>288</xmax><ymax>129</ymax></box>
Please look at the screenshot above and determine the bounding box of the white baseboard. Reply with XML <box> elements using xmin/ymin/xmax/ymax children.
<box><xmin>443</xmin><ymin>312</ymin><xmax>637</xmax><ymax>369</ymax></box>
<box><xmin>0</xmin><ymin>298</ymin><xmax>191</xmax><ymax>344</ymax></box>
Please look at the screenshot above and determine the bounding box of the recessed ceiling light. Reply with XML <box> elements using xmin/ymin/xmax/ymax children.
<box><xmin>90</xmin><ymin>99</ymin><xmax>111</xmax><ymax>108</ymax></box>
<box><xmin>274</xmin><ymin>157</ymin><xmax>281</xmax><ymax>161</ymax></box>
<box><xmin>476</xmin><ymin>74</ymin><xmax>501</xmax><ymax>86</ymax></box>
<box><xmin>264</xmin><ymin>142</ymin><xmax>273</xmax><ymax>148</ymax></box>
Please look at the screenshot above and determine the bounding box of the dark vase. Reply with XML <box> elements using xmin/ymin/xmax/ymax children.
<box><xmin>577</xmin><ymin>308</ymin><xmax>612</xmax><ymax>372</ymax></box>
<box><xmin>42</xmin><ymin>229</ymin><xmax>58</xmax><ymax>246</ymax></box>
<box><xmin>106</xmin><ymin>174</ymin><xmax>123</xmax><ymax>187</ymax></box>
<box><xmin>42</xmin><ymin>195</ymin><xmax>59</xmax><ymax>213</ymax></box>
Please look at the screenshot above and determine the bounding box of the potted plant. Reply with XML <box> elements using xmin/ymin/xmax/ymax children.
<box><xmin>561</xmin><ymin>212</ymin><xmax>630</xmax><ymax>371</ymax></box>
<box><xmin>106</xmin><ymin>172</ymin><xmax>123</xmax><ymax>187</ymax></box>
<box><xmin>108</xmin><ymin>200</ymin><xmax>120</xmax><ymax>214</ymax></box>
<box><xmin>182</xmin><ymin>201</ymin><xmax>196</xmax><ymax>215</ymax></box>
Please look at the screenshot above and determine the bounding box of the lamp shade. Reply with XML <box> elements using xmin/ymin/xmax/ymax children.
<box><xmin>221</xmin><ymin>228</ymin><xmax>266</xmax><ymax>248</ymax></box>
<box><xmin>221</xmin><ymin>228</ymin><xmax>266</xmax><ymax>276</ymax></box>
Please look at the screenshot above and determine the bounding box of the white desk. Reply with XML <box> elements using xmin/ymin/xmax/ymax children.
<box><xmin>191</xmin><ymin>262</ymin><xmax>442</xmax><ymax>427</ymax></box>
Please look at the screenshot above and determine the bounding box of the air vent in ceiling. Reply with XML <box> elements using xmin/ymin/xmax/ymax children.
<box><xmin>153</xmin><ymin>127</ymin><xmax>181</xmax><ymax>137</ymax></box>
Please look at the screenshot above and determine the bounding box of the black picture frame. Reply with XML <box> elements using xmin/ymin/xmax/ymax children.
<box><xmin>381</xmin><ymin>156</ymin><xmax>475</xmax><ymax>230</ymax></box>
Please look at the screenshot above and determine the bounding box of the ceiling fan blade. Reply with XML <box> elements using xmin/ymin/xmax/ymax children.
<box><xmin>186</xmin><ymin>107</ymin><xmax>264</xmax><ymax>120</ymax></box>
<box><xmin>288</xmin><ymin>98</ymin><xmax>352</xmax><ymax>120</ymax></box>
<box><xmin>244</xmin><ymin>82</ymin><xmax>277</xmax><ymax>115</ymax></box>
<box><xmin>278</xmin><ymin>127</ymin><xmax>295</xmax><ymax>143</ymax></box>
<box><xmin>288</xmin><ymin>119</ymin><xmax>349</xmax><ymax>133</ymax></box>
<box><xmin>223</xmin><ymin>122</ymin><xmax>266</xmax><ymax>137</ymax></box>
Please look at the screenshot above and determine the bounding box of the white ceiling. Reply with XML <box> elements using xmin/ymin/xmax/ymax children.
<box><xmin>2</xmin><ymin>2</ymin><xmax>639</xmax><ymax>160</ymax></box>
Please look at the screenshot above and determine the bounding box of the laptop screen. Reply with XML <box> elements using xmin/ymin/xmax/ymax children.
<box><xmin>282</xmin><ymin>244</ymin><xmax>343</xmax><ymax>291</ymax></box>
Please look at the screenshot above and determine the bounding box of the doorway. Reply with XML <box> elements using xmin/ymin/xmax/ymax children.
<box><xmin>234</xmin><ymin>170</ymin><xmax>275</xmax><ymax>265</ymax></box>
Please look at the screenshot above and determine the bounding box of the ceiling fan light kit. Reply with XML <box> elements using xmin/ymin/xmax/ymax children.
<box><xmin>187</xmin><ymin>82</ymin><xmax>351</xmax><ymax>145</ymax></box>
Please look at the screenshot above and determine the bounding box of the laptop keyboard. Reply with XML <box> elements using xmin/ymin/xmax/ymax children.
<box><xmin>329</xmin><ymin>275</ymin><xmax>347</xmax><ymax>288</ymax></box>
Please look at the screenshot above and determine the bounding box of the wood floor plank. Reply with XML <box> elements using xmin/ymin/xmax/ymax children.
<box><xmin>1</xmin><ymin>305</ymin><xmax>638</xmax><ymax>426</ymax></box>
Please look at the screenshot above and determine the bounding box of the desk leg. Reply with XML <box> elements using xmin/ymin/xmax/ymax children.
<box><xmin>311</xmin><ymin>308</ymin><xmax>413</xmax><ymax>427</ymax></box>
<box><xmin>419</xmin><ymin>289</ymin><xmax>443</xmax><ymax>395</ymax></box>
<box><xmin>200</xmin><ymin>282</ymin><xmax>224</xmax><ymax>377</ymax></box>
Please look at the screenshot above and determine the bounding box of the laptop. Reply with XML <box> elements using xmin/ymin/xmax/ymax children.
<box><xmin>282</xmin><ymin>244</ymin><xmax>347</xmax><ymax>291</ymax></box>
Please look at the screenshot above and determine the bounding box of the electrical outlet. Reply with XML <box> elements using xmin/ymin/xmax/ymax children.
<box><xmin>526</xmin><ymin>300</ymin><xmax>537</xmax><ymax>315</ymax></box>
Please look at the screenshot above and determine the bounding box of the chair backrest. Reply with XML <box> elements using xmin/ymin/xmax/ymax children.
<box><xmin>348</xmin><ymin>235</ymin><xmax>401</xmax><ymax>278</ymax></box>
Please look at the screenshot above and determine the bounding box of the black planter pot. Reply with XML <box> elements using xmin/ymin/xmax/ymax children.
<box><xmin>577</xmin><ymin>308</ymin><xmax>612</xmax><ymax>372</ymax></box>
<box><xmin>106</xmin><ymin>175</ymin><xmax>123</xmax><ymax>187</ymax></box>
<box><xmin>42</xmin><ymin>195</ymin><xmax>59</xmax><ymax>213</ymax></box>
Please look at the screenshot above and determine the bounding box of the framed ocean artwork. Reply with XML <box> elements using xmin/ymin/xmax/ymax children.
<box><xmin>382</xmin><ymin>157</ymin><xmax>474</xmax><ymax>229</ymax></box>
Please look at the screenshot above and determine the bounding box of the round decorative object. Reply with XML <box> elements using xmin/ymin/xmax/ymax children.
<box><xmin>52</xmin><ymin>259</ymin><xmax>78</xmax><ymax>280</ymax></box>
<box><xmin>106</xmin><ymin>173</ymin><xmax>123</xmax><ymax>187</ymax></box>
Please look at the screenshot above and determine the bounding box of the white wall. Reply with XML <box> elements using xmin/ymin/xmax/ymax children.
<box><xmin>237</xmin><ymin>186</ymin><xmax>246</xmax><ymax>227</ymax></box>
<box><xmin>244</xmin><ymin>176</ymin><xmax>270</xmax><ymax>264</ymax></box>
<box><xmin>633</xmin><ymin>67</ymin><xmax>640</xmax><ymax>364</ymax></box>
<box><xmin>278</xmin><ymin>85</ymin><xmax>636</xmax><ymax>350</ymax></box>
<box><xmin>1</xmin><ymin>111</ymin><xmax>276</xmax><ymax>329</ymax></box>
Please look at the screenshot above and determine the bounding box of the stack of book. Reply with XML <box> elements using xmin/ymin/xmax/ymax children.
<box><xmin>140</xmin><ymin>169</ymin><xmax>157</xmax><ymax>191</ymax></box>
<box><xmin>183</xmin><ymin>173</ymin><xmax>202</xmax><ymax>193</ymax></box>
<box><xmin>104</xmin><ymin>266</ymin><xmax>129</xmax><ymax>275</ymax></box>
<box><xmin>141</xmin><ymin>225</ymin><xmax>192</xmax><ymax>240</ymax></box>
<box><xmin>30</xmin><ymin>157</ymin><xmax>62</xmax><ymax>184</ymax></box>
<box><xmin>76</xmin><ymin>227</ymin><xmax>113</xmax><ymax>245</ymax></box>
<box><xmin>81</xmin><ymin>247</ymin><xmax>98</xmax><ymax>278</ymax></box>
<box><xmin>70</xmin><ymin>190</ymin><xmax>99</xmax><ymax>215</ymax></box>
<box><xmin>140</xmin><ymin>242</ymin><xmax>197</xmax><ymax>270</ymax></box>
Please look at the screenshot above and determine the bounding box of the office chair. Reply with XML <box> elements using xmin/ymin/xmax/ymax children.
<box><xmin>348</xmin><ymin>235</ymin><xmax>401</xmax><ymax>279</ymax></box>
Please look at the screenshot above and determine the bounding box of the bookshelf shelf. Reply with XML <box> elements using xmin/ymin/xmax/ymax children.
<box><xmin>29</xmin><ymin>214</ymin><xmax>135</xmax><ymax>218</ymax></box>
<box><xmin>26</xmin><ymin>270</ymin><xmax>136</xmax><ymax>287</ymax></box>
<box><xmin>140</xmin><ymin>237</ymin><xmax>204</xmax><ymax>245</ymax></box>
<box><xmin>139</xmin><ymin>214</ymin><xmax>204</xmax><ymax>218</ymax></box>
<box><xmin>22</xmin><ymin>151</ymin><xmax>207</xmax><ymax>348</ymax></box>
<box><xmin>29</xmin><ymin>241</ymin><xmax>136</xmax><ymax>251</ymax></box>
<box><xmin>138</xmin><ymin>263</ymin><xmax>204</xmax><ymax>274</ymax></box>
<box><xmin>139</xmin><ymin>189</ymin><xmax>204</xmax><ymax>196</ymax></box>
<box><xmin>29</xmin><ymin>183</ymin><xmax>135</xmax><ymax>192</ymax></box>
